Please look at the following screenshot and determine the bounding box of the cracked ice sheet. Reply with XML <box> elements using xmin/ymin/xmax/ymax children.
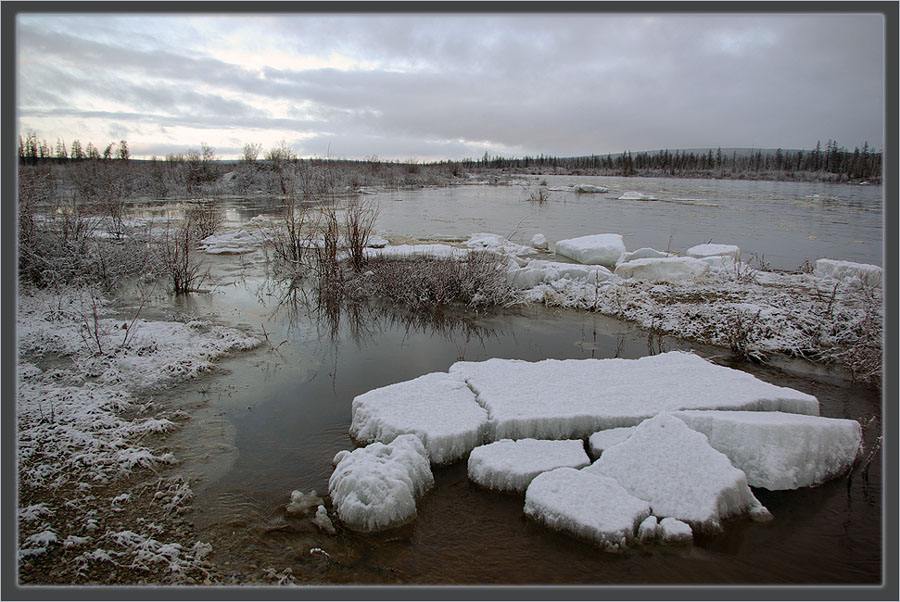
<box><xmin>468</xmin><ymin>439</ymin><xmax>590</xmax><ymax>493</ymax></box>
<box><xmin>449</xmin><ymin>351</ymin><xmax>818</xmax><ymax>441</ymax></box>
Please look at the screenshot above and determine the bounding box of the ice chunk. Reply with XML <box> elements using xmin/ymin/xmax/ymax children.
<box><xmin>311</xmin><ymin>505</ymin><xmax>336</xmax><ymax>534</ymax></box>
<box><xmin>637</xmin><ymin>515</ymin><xmax>658</xmax><ymax>542</ymax></box>
<box><xmin>659</xmin><ymin>517</ymin><xmax>693</xmax><ymax>543</ymax></box>
<box><xmin>815</xmin><ymin>258</ymin><xmax>882</xmax><ymax>287</ymax></box>
<box><xmin>350</xmin><ymin>372</ymin><xmax>489</xmax><ymax>465</ymax></box>
<box><xmin>328</xmin><ymin>434</ymin><xmax>434</xmax><ymax>532</ymax></box>
<box><xmin>199</xmin><ymin>229</ymin><xmax>265</xmax><ymax>254</ymax></box>
<box><xmin>584</xmin><ymin>413</ymin><xmax>765</xmax><ymax>531</ymax></box>
<box><xmin>618</xmin><ymin>191</ymin><xmax>657</xmax><ymax>201</ymax></box>
<box><xmin>464</xmin><ymin>233</ymin><xmax>537</xmax><ymax>257</ymax></box>
<box><xmin>286</xmin><ymin>490</ymin><xmax>324</xmax><ymax>516</ymax></box>
<box><xmin>686</xmin><ymin>243</ymin><xmax>741</xmax><ymax>260</ymax></box>
<box><xmin>554</xmin><ymin>234</ymin><xmax>626</xmax><ymax>268</ymax></box>
<box><xmin>507</xmin><ymin>259</ymin><xmax>613</xmax><ymax>289</ymax></box>
<box><xmin>572</xmin><ymin>184</ymin><xmax>608</xmax><ymax>193</ymax></box>
<box><xmin>366</xmin><ymin>234</ymin><xmax>389</xmax><ymax>248</ymax></box>
<box><xmin>614</xmin><ymin>256</ymin><xmax>709</xmax><ymax>283</ymax></box>
<box><xmin>616</xmin><ymin>247</ymin><xmax>672</xmax><ymax>266</ymax></box>
<box><xmin>449</xmin><ymin>351</ymin><xmax>818</xmax><ymax>440</ymax></box>
<box><xmin>530</xmin><ymin>233</ymin><xmax>549</xmax><ymax>250</ymax></box>
<box><xmin>672</xmin><ymin>410</ymin><xmax>861</xmax><ymax>490</ymax></box>
<box><xmin>588</xmin><ymin>427</ymin><xmax>636</xmax><ymax>458</ymax></box>
<box><xmin>468</xmin><ymin>439</ymin><xmax>590</xmax><ymax>493</ymax></box>
<box><xmin>524</xmin><ymin>467</ymin><xmax>651</xmax><ymax>551</ymax></box>
<box><xmin>700</xmin><ymin>255</ymin><xmax>739</xmax><ymax>273</ymax></box>
<box><xmin>364</xmin><ymin>244</ymin><xmax>471</xmax><ymax>261</ymax></box>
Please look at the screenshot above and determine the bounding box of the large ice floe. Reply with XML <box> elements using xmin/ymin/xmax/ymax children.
<box><xmin>671</xmin><ymin>410</ymin><xmax>861</xmax><ymax>490</ymax></box>
<box><xmin>554</xmin><ymin>234</ymin><xmax>626</xmax><ymax>268</ymax></box>
<box><xmin>468</xmin><ymin>439</ymin><xmax>590</xmax><ymax>492</ymax></box>
<box><xmin>507</xmin><ymin>259</ymin><xmax>613</xmax><ymax>289</ymax></box>
<box><xmin>613</xmin><ymin>256</ymin><xmax>709</xmax><ymax>283</ymax></box>
<box><xmin>686</xmin><ymin>243</ymin><xmax>741</xmax><ymax>260</ymax></box>
<box><xmin>814</xmin><ymin>258</ymin><xmax>883</xmax><ymax>287</ymax></box>
<box><xmin>329</xmin><ymin>434</ymin><xmax>434</xmax><ymax>532</ymax></box>
<box><xmin>448</xmin><ymin>351</ymin><xmax>818</xmax><ymax>440</ymax></box>
<box><xmin>584</xmin><ymin>413</ymin><xmax>770</xmax><ymax>531</ymax></box>
<box><xmin>523</xmin><ymin>468</ymin><xmax>651</xmax><ymax>551</ymax></box>
<box><xmin>349</xmin><ymin>372</ymin><xmax>489</xmax><ymax>465</ymax></box>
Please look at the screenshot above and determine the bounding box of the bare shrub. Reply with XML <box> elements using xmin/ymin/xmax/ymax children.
<box><xmin>159</xmin><ymin>221</ymin><xmax>205</xmax><ymax>294</ymax></box>
<box><xmin>343</xmin><ymin>198</ymin><xmax>379</xmax><ymax>273</ymax></box>
<box><xmin>186</xmin><ymin>199</ymin><xmax>224</xmax><ymax>241</ymax></box>
<box><xmin>527</xmin><ymin>188</ymin><xmax>550</xmax><ymax>203</ymax></box>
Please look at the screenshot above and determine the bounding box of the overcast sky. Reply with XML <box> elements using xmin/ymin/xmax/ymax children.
<box><xmin>16</xmin><ymin>11</ymin><xmax>885</xmax><ymax>161</ymax></box>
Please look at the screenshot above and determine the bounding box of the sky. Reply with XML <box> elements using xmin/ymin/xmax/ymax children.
<box><xmin>15</xmin><ymin>10</ymin><xmax>886</xmax><ymax>161</ymax></box>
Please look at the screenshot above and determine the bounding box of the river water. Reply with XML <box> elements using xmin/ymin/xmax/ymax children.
<box><xmin>138</xmin><ymin>176</ymin><xmax>882</xmax><ymax>586</ymax></box>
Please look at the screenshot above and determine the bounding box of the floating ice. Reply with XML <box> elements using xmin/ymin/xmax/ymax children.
<box><xmin>364</xmin><ymin>244</ymin><xmax>471</xmax><ymax>261</ymax></box>
<box><xmin>524</xmin><ymin>467</ymin><xmax>651</xmax><ymax>551</ymax></box>
<box><xmin>588</xmin><ymin>427</ymin><xmax>636</xmax><ymax>458</ymax></box>
<box><xmin>507</xmin><ymin>259</ymin><xmax>613</xmax><ymax>289</ymax></box>
<box><xmin>573</xmin><ymin>184</ymin><xmax>608</xmax><ymax>193</ymax></box>
<box><xmin>286</xmin><ymin>490</ymin><xmax>324</xmax><ymax>516</ymax></box>
<box><xmin>328</xmin><ymin>434</ymin><xmax>434</xmax><ymax>533</ymax></box>
<box><xmin>449</xmin><ymin>352</ymin><xmax>818</xmax><ymax>440</ymax></box>
<box><xmin>614</xmin><ymin>257</ymin><xmax>709</xmax><ymax>283</ymax></box>
<box><xmin>618</xmin><ymin>191</ymin><xmax>657</xmax><ymax>201</ymax></box>
<box><xmin>468</xmin><ymin>439</ymin><xmax>590</xmax><ymax>493</ymax></box>
<box><xmin>686</xmin><ymin>243</ymin><xmax>741</xmax><ymax>260</ymax></box>
<box><xmin>530</xmin><ymin>233</ymin><xmax>549</xmax><ymax>250</ymax></box>
<box><xmin>199</xmin><ymin>229</ymin><xmax>265</xmax><ymax>254</ymax></box>
<box><xmin>659</xmin><ymin>517</ymin><xmax>693</xmax><ymax>543</ymax></box>
<box><xmin>672</xmin><ymin>410</ymin><xmax>861</xmax><ymax>490</ymax></box>
<box><xmin>584</xmin><ymin>413</ymin><xmax>766</xmax><ymax>531</ymax></box>
<box><xmin>616</xmin><ymin>248</ymin><xmax>673</xmax><ymax>266</ymax></box>
<box><xmin>554</xmin><ymin>234</ymin><xmax>626</xmax><ymax>268</ymax></box>
<box><xmin>350</xmin><ymin>372</ymin><xmax>489</xmax><ymax>465</ymax></box>
<box><xmin>815</xmin><ymin>258</ymin><xmax>882</xmax><ymax>287</ymax></box>
<box><xmin>464</xmin><ymin>233</ymin><xmax>537</xmax><ymax>257</ymax></box>
<box><xmin>637</xmin><ymin>515</ymin><xmax>658</xmax><ymax>542</ymax></box>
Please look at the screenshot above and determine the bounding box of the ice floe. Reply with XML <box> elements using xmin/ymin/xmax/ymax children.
<box><xmin>614</xmin><ymin>256</ymin><xmax>709</xmax><ymax>283</ymax></box>
<box><xmin>572</xmin><ymin>184</ymin><xmax>608</xmax><ymax>193</ymax></box>
<box><xmin>815</xmin><ymin>258</ymin><xmax>882</xmax><ymax>287</ymax></box>
<box><xmin>584</xmin><ymin>413</ymin><xmax>767</xmax><ymax>531</ymax></box>
<box><xmin>364</xmin><ymin>244</ymin><xmax>471</xmax><ymax>261</ymax></box>
<box><xmin>507</xmin><ymin>259</ymin><xmax>613</xmax><ymax>289</ymax></box>
<box><xmin>524</xmin><ymin>468</ymin><xmax>651</xmax><ymax>551</ymax></box>
<box><xmin>616</xmin><ymin>247</ymin><xmax>673</xmax><ymax>266</ymax></box>
<box><xmin>328</xmin><ymin>434</ymin><xmax>434</xmax><ymax>532</ymax></box>
<box><xmin>672</xmin><ymin>410</ymin><xmax>861</xmax><ymax>490</ymax></box>
<box><xmin>464</xmin><ymin>233</ymin><xmax>537</xmax><ymax>257</ymax></box>
<box><xmin>659</xmin><ymin>517</ymin><xmax>693</xmax><ymax>543</ymax></box>
<box><xmin>468</xmin><ymin>439</ymin><xmax>590</xmax><ymax>493</ymax></box>
<box><xmin>686</xmin><ymin>243</ymin><xmax>741</xmax><ymax>260</ymax></box>
<box><xmin>588</xmin><ymin>427</ymin><xmax>636</xmax><ymax>458</ymax></box>
<box><xmin>554</xmin><ymin>234</ymin><xmax>626</xmax><ymax>268</ymax></box>
<box><xmin>199</xmin><ymin>229</ymin><xmax>266</xmax><ymax>254</ymax></box>
<box><xmin>448</xmin><ymin>351</ymin><xmax>818</xmax><ymax>440</ymax></box>
<box><xmin>530</xmin><ymin>233</ymin><xmax>549</xmax><ymax>250</ymax></box>
<box><xmin>618</xmin><ymin>191</ymin><xmax>657</xmax><ymax>201</ymax></box>
<box><xmin>350</xmin><ymin>372</ymin><xmax>489</xmax><ymax>465</ymax></box>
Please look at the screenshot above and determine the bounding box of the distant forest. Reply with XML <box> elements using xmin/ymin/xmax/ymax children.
<box><xmin>18</xmin><ymin>133</ymin><xmax>882</xmax><ymax>185</ymax></box>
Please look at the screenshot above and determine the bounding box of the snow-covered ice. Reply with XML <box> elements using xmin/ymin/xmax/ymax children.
<box><xmin>364</xmin><ymin>244</ymin><xmax>471</xmax><ymax>261</ymax></box>
<box><xmin>349</xmin><ymin>372</ymin><xmax>489</xmax><ymax>465</ymax></box>
<box><xmin>616</xmin><ymin>248</ymin><xmax>672</xmax><ymax>266</ymax></box>
<box><xmin>448</xmin><ymin>351</ymin><xmax>818</xmax><ymax>440</ymax></box>
<box><xmin>507</xmin><ymin>259</ymin><xmax>613</xmax><ymax>289</ymax></box>
<box><xmin>530</xmin><ymin>233</ymin><xmax>549</xmax><ymax>250</ymax></box>
<box><xmin>366</xmin><ymin>234</ymin><xmax>390</xmax><ymax>248</ymax></box>
<box><xmin>200</xmin><ymin>228</ymin><xmax>266</xmax><ymax>254</ymax></box>
<box><xmin>614</xmin><ymin>257</ymin><xmax>709</xmax><ymax>283</ymax></box>
<box><xmin>686</xmin><ymin>243</ymin><xmax>741</xmax><ymax>260</ymax></box>
<box><xmin>619</xmin><ymin>191</ymin><xmax>657</xmax><ymax>201</ymax></box>
<box><xmin>554</xmin><ymin>234</ymin><xmax>626</xmax><ymax>268</ymax></box>
<box><xmin>464</xmin><ymin>233</ymin><xmax>537</xmax><ymax>257</ymax></box>
<box><xmin>524</xmin><ymin>468</ymin><xmax>651</xmax><ymax>551</ymax></box>
<box><xmin>584</xmin><ymin>413</ymin><xmax>767</xmax><ymax>531</ymax></box>
<box><xmin>572</xmin><ymin>184</ymin><xmax>608</xmax><ymax>193</ymax></box>
<box><xmin>467</xmin><ymin>439</ymin><xmax>590</xmax><ymax>492</ymax></box>
<box><xmin>286</xmin><ymin>490</ymin><xmax>324</xmax><ymax>516</ymax></box>
<box><xmin>815</xmin><ymin>258</ymin><xmax>882</xmax><ymax>287</ymax></box>
<box><xmin>637</xmin><ymin>515</ymin><xmax>658</xmax><ymax>542</ymax></box>
<box><xmin>328</xmin><ymin>434</ymin><xmax>434</xmax><ymax>532</ymax></box>
<box><xmin>672</xmin><ymin>410</ymin><xmax>861</xmax><ymax>490</ymax></box>
<box><xmin>659</xmin><ymin>517</ymin><xmax>693</xmax><ymax>543</ymax></box>
<box><xmin>588</xmin><ymin>427</ymin><xmax>636</xmax><ymax>458</ymax></box>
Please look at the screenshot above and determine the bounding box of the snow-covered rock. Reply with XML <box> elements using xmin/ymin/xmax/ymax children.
<box><xmin>815</xmin><ymin>258</ymin><xmax>882</xmax><ymax>287</ymax></box>
<box><xmin>686</xmin><ymin>243</ymin><xmax>741</xmax><ymax>260</ymax></box>
<box><xmin>573</xmin><ymin>184</ymin><xmax>608</xmax><ymax>193</ymax></box>
<box><xmin>554</xmin><ymin>234</ymin><xmax>626</xmax><ymax>268</ymax></box>
<box><xmin>524</xmin><ymin>467</ymin><xmax>651</xmax><ymax>551</ymax></box>
<box><xmin>530</xmin><ymin>233</ymin><xmax>549</xmax><ymax>250</ymax></box>
<box><xmin>618</xmin><ymin>191</ymin><xmax>657</xmax><ymax>201</ymax></box>
<box><xmin>507</xmin><ymin>259</ymin><xmax>613</xmax><ymax>289</ymax></box>
<box><xmin>659</xmin><ymin>517</ymin><xmax>693</xmax><ymax>543</ymax></box>
<box><xmin>616</xmin><ymin>247</ymin><xmax>672</xmax><ymax>266</ymax></box>
<box><xmin>349</xmin><ymin>372</ymin><xmax>489</xmax><ymax>465</ymax></box>
<box><xmin>588</xmin><ymin>427</ymin><xmax>636</xmax><ymax>458</ymax></box>
<box><xmin>584</xmin><ymin>413</ymin><xmax>767</xmax><ymax>532</ymax></box>
<box><xmin>449</xmin><ymin>352</ymin><xmax>819</xmax><ymax>441</ymax></box>
<box><xmin>672</xmin><ymin>410</ymin><xmax>861</xmax><ymax>490</ymax></box>
<box><xmin>613</xmin><ymin>257</ymin><xmax>709</xmax><ymax>283</ymax></box>
<box><xmin>468</xmin><ymin>439</ymin><xmax>590</xmax><ymax>493</ymax></box>
<box><xmin>328</xmin><ymin>434</ymin><xmax>434</xmax><ymax>532</ymax></box>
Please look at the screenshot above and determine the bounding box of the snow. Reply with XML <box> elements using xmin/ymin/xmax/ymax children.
<box><xmin>659</xmin><ymin>517</ymin><xmax>693</xmax><ymax>543</ymax></box>
<box><xmin>619</xmin><ymin>191</ymin><xmax>657</xmax><ymax>201</ymax></box>
<box><xmin>507</xmin><ymin>259</ymin><xmax>613</xmax><ymax>290</ymax></box>
<box><xmin>366</xmin><ymin>234</ymin><xmax>390</xmax><ymax>248</ymax></box>
<box><xmin>349</xmin><ymin>372</ymin><xmax>489</xmax><ymax>465</ymax></box>
<box><xmin>467</xmin><ymin>439</ymin><xmax>590</xmax><ymax>492</ymax></box>
<box><xmin>554</xmin><ymin>234</ymin><xmax>627</xmax><ymax>268</ymax></box>
<box><xmin>686</xmin><ymin>243</ymin><xmax>741</xmax><ymax>260</ymax></box>
<box><xmin>199</xmin><ymin>228</ymin><xmax>266</xmax><ymax>254</ymax></box>
<box><xmin>815</xmin><ymin>258</ymin><xmax>882</xmax><ymax>287</ymax></box>
<box><xmin>530</xmin><ymin>233</ymin><xmax>549</xmax><ymax>250</ymax></box>
<box><xmin>616</xmin><ymin>248</ymin><xmax>672</xmax><ymax>266</ymax></box>
<box><xmin>614</xmin><ymin>257</ymin><xmax>709</xmax><ymax>283</ymax></box>
<box><xmin>464</xmin><ymin>233</ymin><xmax>537</xmax><ymax>257</ymax></box>
<box><xmin>449</xmin><ymin>351</ymin><xmax>818</xmax><ymax>440</ymax></box>
<box><xmin>572</xmin><ymin>184</ymin><xmax>608</xmax><ymax>193</ymax></box>
<box><xmin>584</xmin><ymin>413</ymin><xmax>767</xmax><ymax>531</ymax></box>
<box><xmin>588</xmin><ymin>427</ymin><xmax>636</xmax><ymax>458</ymax></box>
<box><xmin>328</xmin><ymin>434</ymin><xmax>434</xmax><ymax>532</ymax></box>
<box><xmin>524</xmin><ymin>468</ymin><xmax>651</xmax><ymax>551</ymax></box>
<box><xmin>637</xmin><ymin>516</ymin><xmax>658</xmax><ymax>542</ymax></box>
<box><xmin>672</xmin><ymin>410</ymin><xmax>861</xmax><ymax>490</ymax></box>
